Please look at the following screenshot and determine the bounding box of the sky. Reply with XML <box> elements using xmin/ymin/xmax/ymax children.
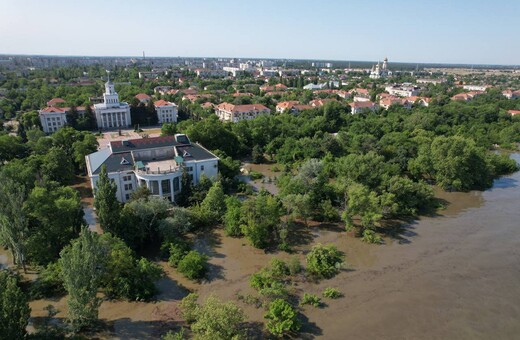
<box><xmin>0</xmin><ymin>0</ymin><xmax>519</xmax><ymax>65</ymax></box>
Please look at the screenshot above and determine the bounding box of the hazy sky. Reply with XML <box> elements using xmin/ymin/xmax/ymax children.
<box><xmin>1</xmin><ymin>0</ymin><xmax>518</xmax><ymax>65</ymax></box>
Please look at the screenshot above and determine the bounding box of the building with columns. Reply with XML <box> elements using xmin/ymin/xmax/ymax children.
<box><xmin>94</xmin><ymin>79</ymin><xmax>131</xmax><ymax>129</ymax></box>
<box><xmin>85</xmin><ymin>134</ymin><xmax>219</xmax><ymax>203</ymax></box>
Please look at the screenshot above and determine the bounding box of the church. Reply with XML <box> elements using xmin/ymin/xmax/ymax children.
<box><xmin>369</xmin><ymin>57</ymin><xmax>392</xmax><ymax>79</ymax></box>
<box><xmin>94</xmin><ymin>78</ymin><xmax>132</xmax><ymax>129</ymax></box>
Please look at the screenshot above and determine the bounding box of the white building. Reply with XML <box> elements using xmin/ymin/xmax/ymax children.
<box><xmin>94</xmin><ymin>79</ymin><xmax>132</xmax><ymax>129</ymax></box>
<box><xmin>85</xmin><ymin>134</ymin><xmax>219</xmax><ymax>203</ymax></box>
<box><xmin>349</xmin><ymin>101</ymin><xmax>378</xmax><ymax>114</ymax></box>
<box><xmin>215</xmin><ymin>103</ymin><xmax>270</xmax><ymax>123</ymax></box>
<box><xmin>369</xmin><ymin>57</ymin><xmax>392</xmax><ymax>79</ymax></box>
<box><xmin>385</xmin><ymin>84</ymin><xmax>421</xmax><ymax>97</ymax></box>
<box><xmin>155</xmin><ymin>100</ymin><xmax>178</xmax><ymax>124</ymax></box>
<box><xmin>39</xmin><ymin>106</ymin><xmax>68</xmax><ymax>133</ymax></box>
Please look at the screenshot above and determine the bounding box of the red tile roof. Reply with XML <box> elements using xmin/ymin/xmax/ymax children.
<box><xmin>508</xmin><ymin>110</ymin><xmax>520</xmax><ymax>116</ymax></box>
<box><xmin>135</xmin><ymin>93</ymin><xmax>151</xmax><ymax>100</ymax></box>
<box><xmin>216</xmin><ymin>102</ymin><xmax>270</xmax><ymax>113</ymax></box>
<box><xmin>154</xmin><ymin>100</ymin><xmax>174</xmax><ymax>107</ymax></box>
<box><xmin>40</xmin><ymin>106</ymin><xmax>67</xmax><ymax>113</ymax></box>
<box><xmin>47</xmin><ymin>98</ymin><xmax>66</xmax><ymax>107</ymax></box>
<box><xmin>349</xmin><ymin>101</ymin><xmax>376</xmax><ymax>108</ymax></box>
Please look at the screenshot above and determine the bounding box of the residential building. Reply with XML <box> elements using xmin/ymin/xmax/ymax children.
<box><xmin>349</xmin><ymin>101</ymin><xmax>378</xmax><ymax>114</ymax></box>
<box><xmin>85</xmin><ymin>134</ymin><xmax>219</xmax><ymax>203</ymax></box>
<box><xmin>215</xmin><ymin>103</ymin><xmax>270</xmax><ymax>123</ymax></box>
<box><xmin>154</xmin><ymin>100</ymin><xmax>178</xmax><ymax>123</ymax></box>
<box><xmin>260</xmin><ymin>83</ymin><xmax>288</xmax><ymax>92</ymax></box>
<box><xmin>507</xmin><ymin>110</ymin><xmax>520</xmax><ymax>116</ymax></box>
<box><xmin>39</xmin><ymin>106</ymin><xmax>68</xmax><ymax>133</ymax></box>
<box><xmin>385</xmin><ymin>84</ymin><xmax>421</xmax><ymax>97</ymax></box>
<box><xmin>462</xmin><ymin>84</ymin><xmax>491</xmax><ymax>91</ymax></box>
<box><xmin>451</xmin><ymin>91</ymin><xmax>483</xmax><ymax>102</ymax></box>
<box><xmin>39</xmin><ymin>105</ymin><xmax>89</xmax><ymax>133</ymax></box>
<box><xmin>309</xmin><ymin>98</ymin><xmax>338</xmax><ymax>107</ymax></box>
<box><xmin>417</xmin><ymin>78</ymin><xmax>447</xmax><ymax>85</ymax></box>
<box><xmin>276</xmin><ymin>101</ymin><xmax>312</xmax><ymax>113</ymax></box>
<box><xmin>502</xmin><ymin>89</ymin><xmax>520</xmax><ymax>99</ymax></box>
<box><xmin>94</xmin><ymin>79</ymin><xmax>132</xmax><ymax>129</ymax></box>
<box><xmin>303</xmin><ymin>83</ymin><xmax>327</xmax><ymax>91</ymax></box>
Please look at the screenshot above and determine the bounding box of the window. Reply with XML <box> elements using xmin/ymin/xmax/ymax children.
<box><xmin>125</xmin><ymin>194</ymin><xmax>130</xmax><ymax>200</ymax></box>
<box><xmin>124</xmin><ymin>183</ymin><xmax>133</xmax><ymax>191</ymax></box>
<box><xmin>201</xmin><ymin>165</ymin><xmax>204</xmax><ymax>171</ymax></box>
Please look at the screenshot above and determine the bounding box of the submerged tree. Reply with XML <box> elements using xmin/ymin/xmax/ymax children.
<box><xmin>60</xmin><ymin>228</ymin><xmax>104</xmax><ymax>332</ymax></box>
<box><xmin>0</xmin><ymin>271</ymin><xmax>31</xmax><ymax>339</ymax></box>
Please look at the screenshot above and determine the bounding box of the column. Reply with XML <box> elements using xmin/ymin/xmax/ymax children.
<box><xmin>170</xmin><ymin>179</ymin><xmax>175</xmax><ymax>203</ymax></box>
<box><xmin>158</xmin><ymin>180</ymin><xmax>163</xmax><ymax>198</ymax></box>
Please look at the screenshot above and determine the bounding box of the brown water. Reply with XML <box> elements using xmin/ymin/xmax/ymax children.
<box><xmin>17</xmin><ymin>155</ymin><xmax>520</xmax><ymax>339</ymax></box>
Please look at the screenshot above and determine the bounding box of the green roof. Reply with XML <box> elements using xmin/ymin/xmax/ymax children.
<box><xmin>175</xmin><ymin>156</ymin><xmax>184</xmax><ymax>164</ymax></box>
<box><xmin>135</xmin><ymin>161</ymin><xmax>145</xmax><ymax>169</ymax></box>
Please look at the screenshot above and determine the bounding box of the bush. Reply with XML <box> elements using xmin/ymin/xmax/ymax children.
<box><xmin>287</xmin><ymin>257</ymin><xmax>302</xmax><ymax>275</ymax></box>
<box><xmin>361</xmin><ymin>229</ymin><xmax>382</xmax><ymax>244</ymax></box>
<box><xmin>179</xmin><ymin>293</ymin><xmax>199</xmax><ymax>324</ymax></box>
<box><xmin>177</xmin><ymin>251</ymin><xmax>208</xmax><ymax>280</ymax></box>
<box><xmin>306</xmin><ymin>244</ymin><xmax>343</xmax><ymax>279</ymax></box>
<box><xmin>168</xmin><ymin>240</ymin><xmax>192</xmax><ymax>268</ymax></box>
<box><xmin>264</xmin><ymin>299</ymin><xmax>301</xmax><ymax>337</ymax></box>
<box><xmin>322</xmin><ymin>287</ymin><xmax>342</xmax><ymax>299</ymax></box>
<box><xmin>191</xmin><ymin>295</ymin><xmax>245</xmax><ymax>340</ymax></box>
<box><xmin>30</xmin><ymin>262</ymin><xmax>65</xmax><ymax>299</ymax></box>
<box><xmin>249</xmin><ymin>171</ymin><xmax>264</xmax><ymax>180</ymax></box>
<box><xmin>269</xmin><ymin>258</ymin><xmax>289</xmax><ymax>279</ymax></box>
<box><xmin>300</xmin><ymin>293</ymin><xmax>321</xmax><ymax>307</ymax></box>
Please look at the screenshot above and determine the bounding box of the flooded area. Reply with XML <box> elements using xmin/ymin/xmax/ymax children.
<box><xmin>16</xmin><ymin>154</ymin><xmax>520</xmax><ymax>338</ymax></box>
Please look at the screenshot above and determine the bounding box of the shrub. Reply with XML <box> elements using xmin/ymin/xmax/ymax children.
<box><xmin>322</xmin><ymin>287</ymin><xmax>342</xmax><ymax>299</ymax></box>
<box><xmin>191</xmin><ymin>295</ymin><xmax>245</xmax><ymax>340</ymax></box>
<box><xmin>264</xmin><ymin>299</ymin><xmax>301</xmax><ymax>337</ymax></box>
<box><xmin>168</xmin><ymin>240</ymin><xmax>192</xmax><ymax>268</ymax></box>
<box><xmin>250</xmin><ymin>171</ymin><xmax>264</xmax><ymax>180</ymax></box>
<box><xmin>306</xmin><ymin>244</ymin><xmax>343</xmax><ymax>279</ymax></box>
<box><xmin>269</xmin><ymin>258</ymin><xmax>289</xmax><ymax>279</ymax></box>
<box><xmin>300</xmin><ymin>293</ymin><xmax>321</xmax><ymax>307</ymax></box>
<box><xmin>177</xmin><ymin>251</ymin><xmax>208</xmax><ymax>280</ymax></box>
<box><xmin>287</xmin><ymin>257</ymin><xmax>302</xmax><ymax>275</ymax></box>
<box><xmin>30</xmin><ymin>262</ymin><xmax>65</xmax><ymax>299</ymax></box>
<box><xmin>179</xmin><ymin>293</ymin><xmax>199</xmax><ymax>324</ymax></box>
<box><xmin>361</xmin><ymin>229</ymin><xmax>382</xmax><ymax>244</ymax></box>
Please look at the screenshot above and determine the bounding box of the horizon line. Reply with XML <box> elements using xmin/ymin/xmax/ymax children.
<box><xmin>0</xmin><ymin>53</ymin><xmax>518</xmax><ymax>68</ymax></box>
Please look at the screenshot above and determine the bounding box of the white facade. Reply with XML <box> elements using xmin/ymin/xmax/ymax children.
<box><xmin>155</xmin><ymin>100</ymin><xmax>178</xmax><ymax>124</ymax></box>
<box><xmin>94</xmin><ymin>80</ymin><xmax>132</xmax><ymax>129</ymax></box>
<box><xmin>215</xmin><ymin>103</ymin><xmax>271</xmax><ymax>123</ymax></box>
<box><xmin>369</xmin><ymin>57</ymin><xmax>392</xmax><ymax>79</ymax></box>
<box><xmin>86</xmin><ymin>134</ymin><xmax>219</xmax><ymax>203</ymax></box>
<box><xmin>39</xmin><ymin>107</ymin><xmax>68</xmax><ymax>133</ymax></box>
<box><xmin>385</xmin><ymin>84</ymin><xmax>421</xmax><ymax>97</ymax></box>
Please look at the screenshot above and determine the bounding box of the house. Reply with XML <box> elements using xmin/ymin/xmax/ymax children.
<box><xmin>276</xmin><ymin>101</ymin><xmax>311</xmax><ymax>113</ymax></box>
<box><xmin>405</xmin><ymin>96</ymin><xmax>432</xmax><ymax>107</ymax></box>
<box><xmin>135</xmin><ymin>93</ymin><xmax>151</xmax><ymax>104</ymax></box>
<box><xmin>462</xmin><ymin>84</ymin><xmax>491</xmax><ymax>91</ymax></box>
<box><xmin>260</xmin><ymin>83</ymin><xmax>288</xmax><ymax>92</ymax></box>
<box><xmin>303</xmin><ymin>83</ymin><xmax>327</xmax><ymax>91</ymax></box>
<box><xmin>417</xmin><ymin>78</ymin><xmax>447</xmax><ymax>85</ymax></box>
<box><xmin>309</xmin><ymin>98</ymin><xmax>337</xmax><ymax>107</ymax></box>
<box><xmin>47</xmin><ymin>98</ymin><xmax>66</xmax><ymax>107</ymax></box>
<box><xmin>154</xmin><ymin>100</ymin><xmax>178</xmax><ymax>123</ymax></box>
<box><xmin>451</xmin><ymin>91</ymin><xmax>484</xmax><ymax>102</ymax></box>
<box><xmin>379</xmin><ymin>96</ymin><xmax>411</xmax><ymax>109</ymax></box>
<box><xmin>502</xmin><ymin>89</ymin><xmax>520</xmax><ymax>99</ymax></box>
<box><xmin>154</xmin><ymin>86</ymin><xmax>173</xmax><ymax>95</ymax></box>
<box><xmin>94</xmin><ymin>79</ymin><xmax>132</xmax><ymax>129</ymax></box>
<box><xmin>215</xmin><ymin>103</ymin><xmax>270</xmax><ymax>123</ymax></box>
<box><xmin>201</xmin><ymin>102</ymin><xmax>215</xmax><ymax>110</ymax></box>
<box><xmin>349</xmin><ymin>101</ymin><xmax>378</xmax><ymax>114</ymax></box>
<box><xmin>85</xmin><ymin>134</ymin><xmax>219</xmax><ymax>203</ymax></box>
<box><xmin>336</xmin><ymin>90</ymin><xmax>351</xmax><ymax>99</ymax></box>
<box><xmin>507</xmin><ymin>110</ymin><xmax>520</xmax><ymax>116</ymax></box>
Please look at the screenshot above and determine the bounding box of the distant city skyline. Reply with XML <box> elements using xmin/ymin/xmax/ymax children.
<box><xmin>1</xmin><ymin>0</ymin><xmax>519</xmax><ymax>65</ymax></box>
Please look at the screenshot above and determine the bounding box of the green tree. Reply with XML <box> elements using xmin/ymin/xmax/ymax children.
<box><xmin>0</xmin><ymin>271</ymin><xmax>31</xmax><ymax>340</ymax></box>
<box><xmin>306</xmin><ymin>243</ymin><xmax>343</xmax><ymax>279</ymax></box>
<box><xmin>93</xmin><ymin>165</ymin><xmax>121</xmax><ymax>235</ymax></box>
<box><xmin>223</xmin><ymin>196</ymin><xmax>242</xmax><ymax>237</ymax></box>
<box><xmin>264</xmin><ymin>299</ymin><xmax>300</xmax><ymax>337</ymax></box>
<box><xmin>241</xmin><ymin>193</ymin><xmax>282</xmax><ymax>249</ymax></box>
<box><xmin>0</xmin><ymin>177</ymin><xmax>28</xmax><ymax>272</ymax></box>
<box><xmin>72</xmin><ymin>133</ymin><xmax>98</xmax><ymax>173</ymax></box>
<box><xmin>177</xmin><ymin>250</ymin><xmax>208</xmax><ymax>281</ymax></box>
<box><xmin>199</xmin><ymin>181</ymin><xmax>226</xmax><ymax>225</ymax></box>
<box><xmin>25</xmin><ymin>183</ymin><xmax>84</xmax><ymax>264</ymax></box>
<box><xmin>41</xmin><ymin>146</ymin><xmax>75</xmax><ymax>184</ymax></box>
<box><xmin>176</xmin><ymin>168</ymin><xmax>192</xmax><ymax>207</ymax></box>
<box><xmin>191</xmin><ymin>295</ymin><xmax>245</xmax><ymax>340</ymax></box>
<box><xmin>60</xmin><ymin>228</ymin><xmax>104</xmax><ymax>332</ymax></box>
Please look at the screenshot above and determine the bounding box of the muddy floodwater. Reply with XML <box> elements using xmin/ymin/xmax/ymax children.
<box><xmin>10</xmin><ymin>154</ymin><xmax>520</xmax><ymax>339</ymax></box>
